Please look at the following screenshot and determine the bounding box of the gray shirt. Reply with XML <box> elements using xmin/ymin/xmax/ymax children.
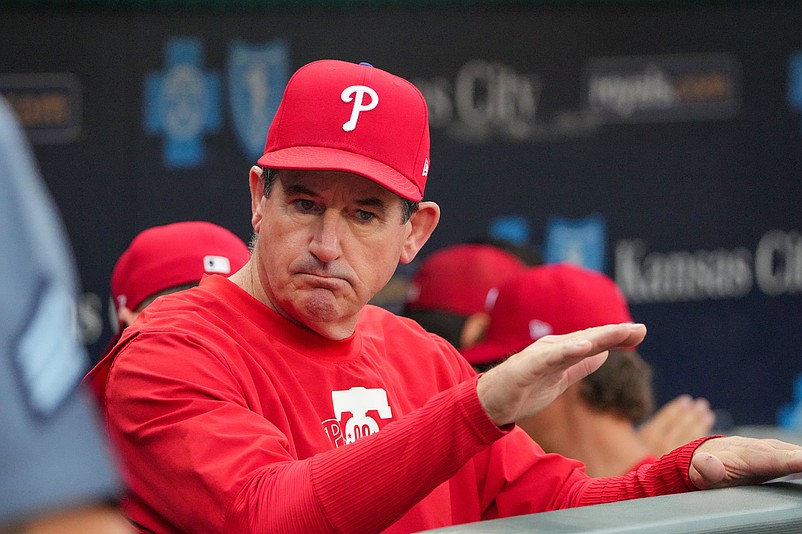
<box><xmin>0</xmin><ymin>97</ymin><xmax>123</xmax><ymax>524</ymax></box>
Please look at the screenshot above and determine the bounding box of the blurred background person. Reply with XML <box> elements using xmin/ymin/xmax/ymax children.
<box><xmin>0</xmin><ymin>96</ymin><xmax>132</xmax><ymax>533</ymax></box>
<box><xmin>461</xmin><ymin>263</ymin><xmax>716</xmax><ymax>476</ymax></box>
<box><xmin>402</xmin><ymin>242</ymin><xmax>530</xmax><ymax>349</ymax></box>
<box><xmin>99</xmin><ymin>220</ymin><xmax>250</xmax><ymax>360</ymax></box>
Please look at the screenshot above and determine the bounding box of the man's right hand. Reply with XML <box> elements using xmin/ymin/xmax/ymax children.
<box><xmin>476</xmin><ymin>323</ymin><xmax>647</xmax><ymax>427</ymax></box>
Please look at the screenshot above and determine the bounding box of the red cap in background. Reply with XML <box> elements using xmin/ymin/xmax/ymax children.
<box><xmin>111</xmin><ymin>221</ymin><xmax>250</xmax><ymax>313</ymax></box>
<box><xmin>404</xmin><ymin>244</ymin><xmax>528</xmax><ymax>317</ymax></box>
<box><xmin>461</xmin><ymin>263</ymin><xmax>634</xmax><ymax>365</ymax></box>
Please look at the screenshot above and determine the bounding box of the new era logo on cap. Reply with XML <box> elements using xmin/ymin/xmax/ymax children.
<box><xmin>257</xmin><ymin>60</ymin><xmax>430</xmax><ymax>201</ymax></box>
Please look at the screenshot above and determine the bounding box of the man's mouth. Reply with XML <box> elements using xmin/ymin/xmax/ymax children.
<box><xmin>298</xmin><ymin>272</ymin><xmax>347</xmax><ymax>290</ymax></box>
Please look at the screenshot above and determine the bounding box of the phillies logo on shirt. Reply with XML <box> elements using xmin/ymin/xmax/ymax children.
<box><xmin>321</xmin><ymin>386</ymin><xmax>393</xmax><ymax>447</ymax></box>
<box><xmin>341</xmin><ymin>85</ymin><xmax>378</xmax><ymax>131</ymax></box>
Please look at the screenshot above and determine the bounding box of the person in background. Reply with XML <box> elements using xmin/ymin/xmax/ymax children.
<box><xmin>97</xmin><ymin>221</ymin><xmax>251</xmax><ymax>360</ymax></box>
<box><xmin>462</xmin><ymin>263</ymin><xmax>715</xmax><ymax>476</ymax></box>
<box><xmin>0</xmin><ymin>96</ymin><xmax>132</xmax><ymax>533</ymax></box>
<box><xmin>638</xmin><ymin>393</ymin><xmax>716</xmax><ymax>460</ymax></box>
<box><xmin>402</xmin><ymin>243</ymin><xmax>529</xmax><ymax>349</ymax></box>
<box><xmin>404</xmin><ymin>244</ymin><xmax>715</xmax><ymax>463</ymax></box>
<box><xmin>110</xmin><ymin>221</ymin><xmax>250</xmax><ymax>328</ymax></box>
<box><xmin>88</xmin><ymin>59</ymin><xmax>802</xmax><ymax>533</ymax></box>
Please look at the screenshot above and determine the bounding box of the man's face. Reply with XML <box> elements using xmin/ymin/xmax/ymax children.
<box><xmin>252</xmin><ymin>169</ymin><xmax>415</xmax><ymax>339</ymax></box>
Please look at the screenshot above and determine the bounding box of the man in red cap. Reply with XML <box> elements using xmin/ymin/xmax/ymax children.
<box><xmin>402</xmin><ymin>243</ymin><xmax>529</xmax><ymax>349</ymax></box>
<box><xmin>405</xmin><ymin>247</ymin><xmax>713</xmax><ymax>473</ymax></box>
<box><xmin>88</xmin><ymin>60</ymin><xmax>802</xmax><ymax>533</ymax></box>
<box><xmin>462</xmin><ymin>263</ymin><xmax>715</xmax><ymax>477</ymax></box>
<box><xmin>94</xmin><ymin>221</ymin><xmax>250</xmax><ymax>363</ymax></box>
<box><xmin>109</xmin><ymin>221</ymin><xmax>250</xmax><ymax>329</ymax></box>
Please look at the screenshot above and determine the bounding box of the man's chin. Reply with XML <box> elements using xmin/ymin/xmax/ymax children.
<box><xmin>291</xmin><ymin>290</ymin><xmax>364</xmax><ymax>338</ymax></box>
<box><xmin>293</xmin><ymin>288</ymin><xmax>342</xmax><ymax>322</ymax></box>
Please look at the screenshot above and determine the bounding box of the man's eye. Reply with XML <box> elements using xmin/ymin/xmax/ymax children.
<box><xmin>356</xmin><ymin>210</ymin><xmax>375</xmax><ymax>222</ymax></box>
<box><xmin>295</xmin><ymin>199</ymin><xmax>316</xmax><ymax>211</ymax></box>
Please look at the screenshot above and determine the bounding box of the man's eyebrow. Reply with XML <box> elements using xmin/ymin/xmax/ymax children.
<box><xmin>282</xmin><ymin>179</ymin><xmax>389</xmax><ymax>213</ymax></box>
<box><xmin>283</xmin><ymin>183</ymin><xmax>318</xmax><ymax>197</ymax></box>
<box><xmin>356</xmin><ymin>197</ymin><xmax>388</xmax><ymax>212</ymax></box>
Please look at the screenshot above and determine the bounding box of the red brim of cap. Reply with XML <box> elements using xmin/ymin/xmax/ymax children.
<box><xmin>257</xmin><ymin>145</ymin><xmax>423</xmax><ymax>202</ymax></box>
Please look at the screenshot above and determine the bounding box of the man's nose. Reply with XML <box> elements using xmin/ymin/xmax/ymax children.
<box><xmin>308</xmin><ymin>210</ymin><xmax>343</xmax><ymax>263</ymax></box>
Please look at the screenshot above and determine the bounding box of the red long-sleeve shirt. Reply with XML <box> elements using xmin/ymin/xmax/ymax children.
<box><xmin>88</xmin><ymin>275</ymin><xmax>702</xmax><ymax>533</ymax></box>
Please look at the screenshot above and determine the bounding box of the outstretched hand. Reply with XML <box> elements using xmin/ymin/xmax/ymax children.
<box><xmin>690</xmin><ymin>436</ymin><xmax>802</xmax><ymax>489</ymax></box>
<box><xmin>639</xmin><ymin>394</ymin><xmax>716</xmax><ymax>457</ymax></box>
<box><xmin>476</xmin><ymin>323</ymin><xmax>647</xmax><ymax>427</ymax></box>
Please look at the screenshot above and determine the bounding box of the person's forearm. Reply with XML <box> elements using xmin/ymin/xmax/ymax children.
<box><xmin>572</xmin><ymin>436</ymin><xmax>718</xmax><ymax>507</ymax></box>
<box><xmin>242</xmin><ymin>377</ymin><xmax>506</xmax><ymax>532</ymax></box>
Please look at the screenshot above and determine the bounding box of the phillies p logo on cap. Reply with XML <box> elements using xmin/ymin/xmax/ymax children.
<box><xmin>341</xmin><ymin>85</ymin><xmax>378</xmax><ymax>131</ymax></box>
<box><xmin>257</xmin><ymin>60</ymin><xmax>430</xmax><ymax>201</ymax></box>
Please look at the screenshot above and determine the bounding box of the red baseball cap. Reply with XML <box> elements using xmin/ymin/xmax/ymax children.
<box><xmin>111</xmin><ymin>221</ymin><xmax>250</xmax><ymax>313</ymax></box>
<box><xmin>257</xmin><ymin>59</ymin><xmax>430</xmax><ymax>201</ymax></box>
<box><xmin>461</xmin><ymin>263</ymin><xmax>634</xmax><ymax>366</ymax></box>
<box><xmin>404</xmin><ymin>244</ymin><xmax>528</xmax><ymax>317</ymax></box>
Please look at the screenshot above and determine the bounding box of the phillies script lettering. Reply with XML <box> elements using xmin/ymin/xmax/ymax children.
<box><xmin>322</xmin><ymin>386</ymin><xmax>393</xmax><ymax>447</ymax></box>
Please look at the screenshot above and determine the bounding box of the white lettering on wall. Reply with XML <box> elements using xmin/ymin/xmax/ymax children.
<box><xmin>453</xmin><ymin>60</ymin><xmax>540</xmax><ymax>139</ymax></box>
<box><xmin>755</xmin><ymin>230</ymin><xmax>802</xmax><ymax>296</ymax></box>
<box><xmin>615</xmin><ymin>239</ymin><xmax>753</xmax><ymax>303</ymax></box>
<box><xmin>587</xmin><ymin>65</ymin><xmax>677</xmax><ymax>117</ymax></box>
<box><xmin>616</xmin><ymin>230</ymin><xmax>802</xmax><ymax>303</ymax></box>
<box><xmin>413</xmin><ymin>59</ymin><xmax>600</xmax><ymax>142</ymax></box>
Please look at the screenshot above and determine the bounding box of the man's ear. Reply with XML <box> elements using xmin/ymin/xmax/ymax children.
<box><xmin>400</xmin><ymin>201</ymin><xmax>440</xmax><ymax>265</ymax></box>
<box><xmin>461</xmin><ymin>312</ymin><xmax>491</xmax><ymax>350</ymax></box>
<box><xmin>249</xmin><ymin>166</ymin><xmax>266</xmax><ymax>233</ymax></box>
<box><xmin>117</xmin><ymin>306</ymin><xmax>138</xmax><ymax>328</ymax></box>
